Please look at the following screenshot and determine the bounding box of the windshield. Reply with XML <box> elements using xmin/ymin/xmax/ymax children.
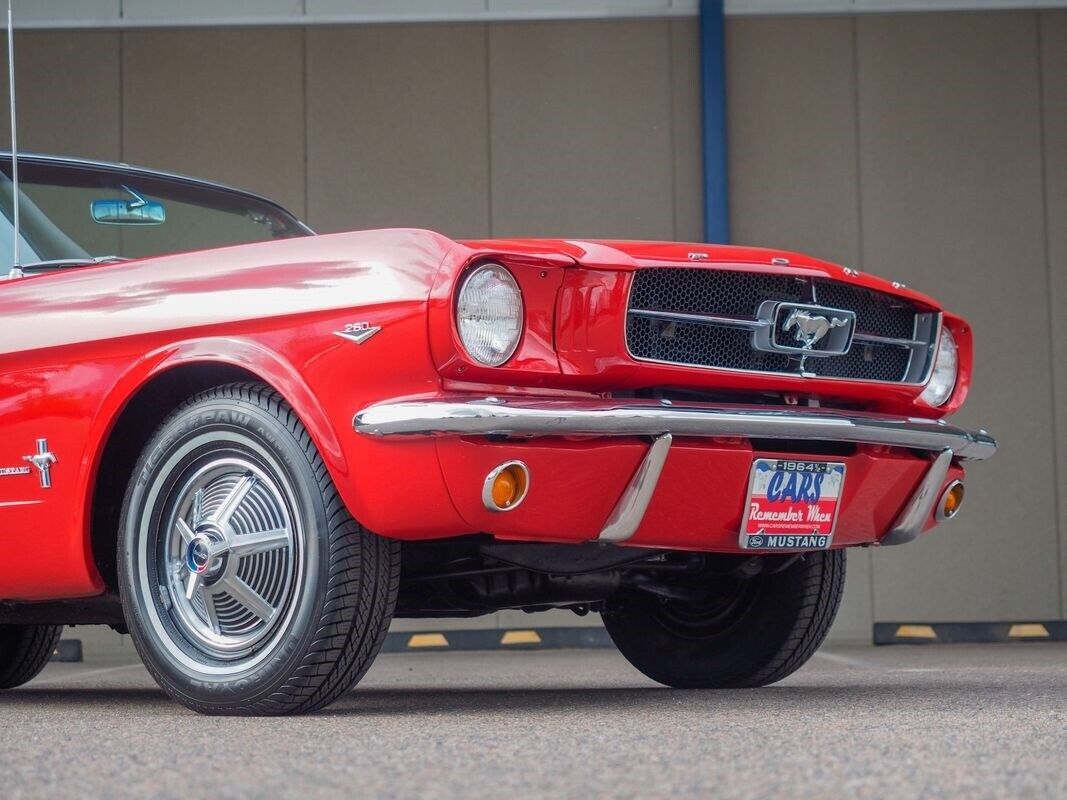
<box><xmin>0</xmin><ymin>156</ymin><xmax>310</xmax><ymax>271</ymax></box>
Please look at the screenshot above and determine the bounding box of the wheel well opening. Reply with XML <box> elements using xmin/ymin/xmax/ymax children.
<box><xmin>90</xmin><ymin>363</ymin><xmax>264</xmax><ymax>591</ymax></box>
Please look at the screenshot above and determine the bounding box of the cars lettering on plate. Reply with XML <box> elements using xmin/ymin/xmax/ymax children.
<box><xmin>741</xmin><ymin>459</ymin><xmax>845</xmax><ymax>550</ymax></box>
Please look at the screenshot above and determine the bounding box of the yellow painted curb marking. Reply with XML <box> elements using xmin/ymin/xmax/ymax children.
<box><xmin>501</xmin><ymin>630</ymin><xmax>542</xmax><ymax>646</ymax></box>
<box><xmin>895</xmin><ymin>624</ymin><xmax>938</xmax><ymax>639</ymax></box>
<box><xmin>408</xmin><ymin>633</ymin><xmax>449</xmax><ymax>648</ymax></box>
<box><xmin>1008</xmin><ymin>623</ymin><xmax>1049</xmax><ymax>638</ymax></box>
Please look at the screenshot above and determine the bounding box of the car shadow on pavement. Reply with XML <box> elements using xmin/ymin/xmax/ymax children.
<box><xmin>8</xmin><ymin>679</ymin><xmax>1055</xmax><ymax>716</ymax></box>
<box><xmin>8</xmin><ymin>687</ymin><xmax>168</xmax><ymax>709</ymax></box>
<box><xmin>316</xmin><ymin>681</ymin><xmax>1042</xmax><ymax>718</ymax></box>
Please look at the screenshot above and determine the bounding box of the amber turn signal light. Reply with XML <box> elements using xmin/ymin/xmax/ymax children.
<box><xmin>935</xmin><ymin>480</ymin><xmax>965</xmax><ymax>522</ymax></box>
<box><xmin>483</xmin><ymin>461</ymin><xmax>530</xmax><ymax>512</ymax></box>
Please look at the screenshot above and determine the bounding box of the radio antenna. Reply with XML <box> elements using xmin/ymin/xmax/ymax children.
<box><xmin>6</xmin><ymin>0</ymin><xmax>21</xmax><ymax>280</ymax></box>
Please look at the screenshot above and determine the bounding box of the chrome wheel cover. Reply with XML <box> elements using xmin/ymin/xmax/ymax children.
<box><xmin>155</xmin><ymin>454</ymin><xmax>301</xmax><ymax>661</ymax></box>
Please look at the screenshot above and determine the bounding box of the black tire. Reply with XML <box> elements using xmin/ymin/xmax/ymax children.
<box><xmin>603</xmin><ymin>550</ymin><xmax>845</xmax><ymax>688</ymax></box>
<box><xmin>0</xmin><ymin>624</ymin><xmax>61</xmax><ymax>689</ymax></box>
<box><xmin>118</xmin><ymin>382</ymin><xmax>399</xmax><ymax>715</ymax></box>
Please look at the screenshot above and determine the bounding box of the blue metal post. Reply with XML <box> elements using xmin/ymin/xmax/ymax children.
<box><xmin>699</xmin><ymin>0</ymin><xmax>729</xmax><ymax>243</ymax></box>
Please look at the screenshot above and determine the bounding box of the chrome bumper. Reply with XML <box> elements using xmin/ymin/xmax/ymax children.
<box><xmin>354</xmin><ymin>399</ymin><xmax>997</xmax><ymax>461</ymax></box>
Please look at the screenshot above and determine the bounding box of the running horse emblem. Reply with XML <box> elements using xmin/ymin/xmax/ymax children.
<box><xmin>783</xmin><ymin>310</ymin><xmax>850</xmax><ymax>351</ymax></box>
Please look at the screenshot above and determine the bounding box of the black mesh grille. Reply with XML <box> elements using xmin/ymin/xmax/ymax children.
<box><xmin>627</xmin><ymin>315</ymin><xmax>793</xmax><ymax>372</ymax></box>
<box><xmin>626</xmin><ymin>268</ymin><xmax>928</xmax><ymax>383</ymax></box>
<box><xmin>813</xmin><ymin>279</ymin><xmax>915</xmax><ymax>339</ymax></box>
<box><xmin>629</xmin><ymin>268</ymin><xmax>806</xmax><ymax>317</ymax></box>
<box><xmin>807</xmin><ymin>342</ymin><xmax>911</xmax><ymax>382</ymax></box>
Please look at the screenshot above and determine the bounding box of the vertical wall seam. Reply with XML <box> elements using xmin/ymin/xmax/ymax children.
<box><xmin>668</xmin><ymin>21</ymin><xmax>679</xmax><ymax>242</ymax></box>
<box><xmin>117</xmin><ymin>30</ymin><xmax>124</xmax><ymax>161</ymax></box>
<box><xmin>301</xmin><ymin>25</ymin><xmax>309</xmax><ymax>223</ymax></box>
<box><xmin>1035</xmin><ymin>11</ymin><xmax>1064</xmax><ymax>618</ymax></box>
<box><xmin>851</xmin><ymin>16</ymin><xmax>865</xmax><ymax>274</ymax></box>
<box><xmin>485</xmin><ymin>23</ymin><xmax>493</xmax><ymax>238</ymax></box>
<box><xmin>850</xmin><ymin>14</ymin><xmax>877</xmax><ymax>628</ymax></box>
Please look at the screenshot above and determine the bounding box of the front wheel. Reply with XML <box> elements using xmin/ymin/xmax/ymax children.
<box><xmin>119</xmin><ymin>383</ymin><xmax>399</xmax><ymax>715</ymax></box>
<box><xmin>603</xmin><ymin>550</ymin><xmax>845</xmax><ymax>688</ymax></box>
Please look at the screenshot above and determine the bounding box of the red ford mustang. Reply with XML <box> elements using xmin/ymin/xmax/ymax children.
<box><xmin>0</xmin><ymin>154</ymin><xmax>995</xmax><ymax>714</ymax></box>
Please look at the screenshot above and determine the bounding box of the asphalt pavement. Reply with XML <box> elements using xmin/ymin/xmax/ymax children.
<box><xmin>1</xmin><ymin>642</ymin><xmax>1064</xmax><ymax>799</ymax></box>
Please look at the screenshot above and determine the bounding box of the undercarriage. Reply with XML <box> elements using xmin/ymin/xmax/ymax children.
<box><xmin>0</xmin><ymin>537</ymin><xmax>801</xmax><ymax>628</ymax></box>
<box><xmin>395</xmin><ymin>536</ymin><xmax>803</xmax><ymax>618</ymax></box>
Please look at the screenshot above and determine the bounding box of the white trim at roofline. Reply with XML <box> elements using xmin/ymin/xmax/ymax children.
<box><xmin>13</xmin><ymin>1</ymin><xmax>1067</xmax><ymax>30</ymax></box>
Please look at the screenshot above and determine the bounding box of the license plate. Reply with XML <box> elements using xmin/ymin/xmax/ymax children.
<box><xmin>740</xmin><ymin>458</ymin><xmax>846</xmax><ymax>550</ymax></box>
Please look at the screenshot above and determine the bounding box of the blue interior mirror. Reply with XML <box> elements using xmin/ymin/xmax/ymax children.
<box><xmin>91</xmin><ymin>185</ymin><xmax>166</xmax><ymax>226</ymax></box>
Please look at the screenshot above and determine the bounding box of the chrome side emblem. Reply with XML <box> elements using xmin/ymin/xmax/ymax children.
<box><xmin>22</xmin><ymin>438</ymin><xmax>57</xmax><ymax>489</ymax></box>
<box><xmin>335</xmin><ymin>322</ymin><xmax>381</xmax><ymax>345</ymax></box>
<box><xmin>783</xmin><ymin>309</ymin><xmax>850</xmax><ymax>351</ymax></box>
<box><xmin>687</xmin><ymin>252</ymin><xmax>709</xmax><ymax>261</ymax></box>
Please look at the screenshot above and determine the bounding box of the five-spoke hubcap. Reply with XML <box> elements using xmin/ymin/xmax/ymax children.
<box><xmin>160</xmin><ymin>456</ymin><xmax>301</xmax><ymax>659</ymax></box>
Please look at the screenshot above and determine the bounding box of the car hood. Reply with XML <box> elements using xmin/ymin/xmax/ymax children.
<box><xmin>458</xmin><ymin>237</ymin><xmax>941</xmax><ymax>311</ymax></box>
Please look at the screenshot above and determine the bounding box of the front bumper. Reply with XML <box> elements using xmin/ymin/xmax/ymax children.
<box><xmin>355</xmin><ymin>399</ymin><xmax>997</xmax><ymax>461</ymax></box>
<box><xmin>354</xmin><ymin>398</ymin><xmax>995</xmax><ymax>550</ymax></box>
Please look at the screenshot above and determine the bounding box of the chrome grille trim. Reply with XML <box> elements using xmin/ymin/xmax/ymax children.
<box><xmin>627</xmin><ymin>307</ymin><xmax>768</xmax><ymax>331</ymax></box>
<box><xmin>625</xmin><ymin>267</ymin><xmax>940</xmax><ymax>386</ymax></box>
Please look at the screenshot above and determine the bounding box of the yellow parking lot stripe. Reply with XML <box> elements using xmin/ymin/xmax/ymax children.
<box><xmin>501</xmin><ymin>630</ymin><xmax>542</xmax><ymax>646</ymax></box>
<box><xmin>895</xmin><ymin>624</ymin><xmax>938</xmax><ymax>640</ymax></box>
<box><xmin>407</xmin><ymin>633</ymin><xmax>449</xmax><ymax>648</ymax></box>
<box><xmin>1008</xmin><ymin>623</ymin><xmax>1049</xmax><ymax>638</ymax></box>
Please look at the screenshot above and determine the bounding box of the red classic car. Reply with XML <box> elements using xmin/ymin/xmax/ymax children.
<box><xmin>0</xmin><ymin>154</ymin><xmax>995</xmax><ymax>715</ymax></box>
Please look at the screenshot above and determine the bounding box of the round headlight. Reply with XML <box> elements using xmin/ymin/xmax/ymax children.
<box><xmin>919</xmin><ymin>326</ymin><xmax>958</xmax><ymax>407</ymax></box>
<box><xmin>456</xmin><ymin>263</ymin><xmax>523</xmax><ymax>367</ymax></box>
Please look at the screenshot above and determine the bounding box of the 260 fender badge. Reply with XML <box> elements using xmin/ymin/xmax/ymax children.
<box><xmin>334</xmin><ymin>322</ymin><xmax>381</xmax><ymax>345</ymax></box>
<box><xmin>22</xmin><ymin>438</ymin><xmax>57</xmax><ymax>489</ymax></box>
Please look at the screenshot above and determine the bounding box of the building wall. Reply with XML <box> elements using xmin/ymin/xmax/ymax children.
<box><xmin>4</xmin><ymin>10</ymin><xmax>1065</xmax><ymax>644</ymax></box>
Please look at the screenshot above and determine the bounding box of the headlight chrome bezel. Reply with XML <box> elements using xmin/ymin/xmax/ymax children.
<box><xmin>919</xmin><ymin>325</ymin><xmax>959</xmax><ymax>408</ymax></box>
<box><xmin>455</xmin><ymin>262</ymin><xmax>524</xmax><ymax>368</ymax></box>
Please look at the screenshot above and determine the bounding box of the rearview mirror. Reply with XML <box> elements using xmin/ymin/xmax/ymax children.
<box><xmin>91</xmin><ymin>186</ymin><xmax>166</xmax><ymax>226</ymax></box>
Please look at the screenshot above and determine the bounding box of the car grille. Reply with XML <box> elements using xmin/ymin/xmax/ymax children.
<box><xmin>626</xmin><ymin>267</ymin><xmax>939</xmax><ymax>384</ymax></box>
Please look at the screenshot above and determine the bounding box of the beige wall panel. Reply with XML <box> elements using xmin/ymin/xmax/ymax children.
<box><xmin>670</xmin><ymin>18</ymin><xmax>704</xmax><ymax>242</ymax></box>
<box><xmin>0</xmin><ymin>31</ymin><xmax>120</xmax><ymax>161</ymax></box>
<box><xmin>305</xmin><ymin>24</ymin><xmax>490</xmax><ymax>237</ymax></box>
<box><xmin>1040</xmin><ymin>10</ymin><xmax>1067</xmax><ymax>617</ymax></box>
<box><xmin>857</xmin><ymin>12</ymin><xmax>1059</xmax><ymax>621</ymax></box>
<box><xmin>15</xmin><ymin>1</ymin><xmax>119</xmax><ymax>26</ymax></box>
<box><xmin>725</xmin><ymin>16</ymin><xmax>861</xmax><ymax>268</ymax></box>
<box><xmin>488</xmin><ymin>20</ymin><xmax>675</xmax><ymax>239</ymax></box>
<box><xmin>122</xmin><ymin>27</ymin><xmax>306</xmax><ymax>217</ymax></box>
<box><xmin>123</xmin><ymin>0</ymin><xmax>302</xmax><ymax>21</ymax></box>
